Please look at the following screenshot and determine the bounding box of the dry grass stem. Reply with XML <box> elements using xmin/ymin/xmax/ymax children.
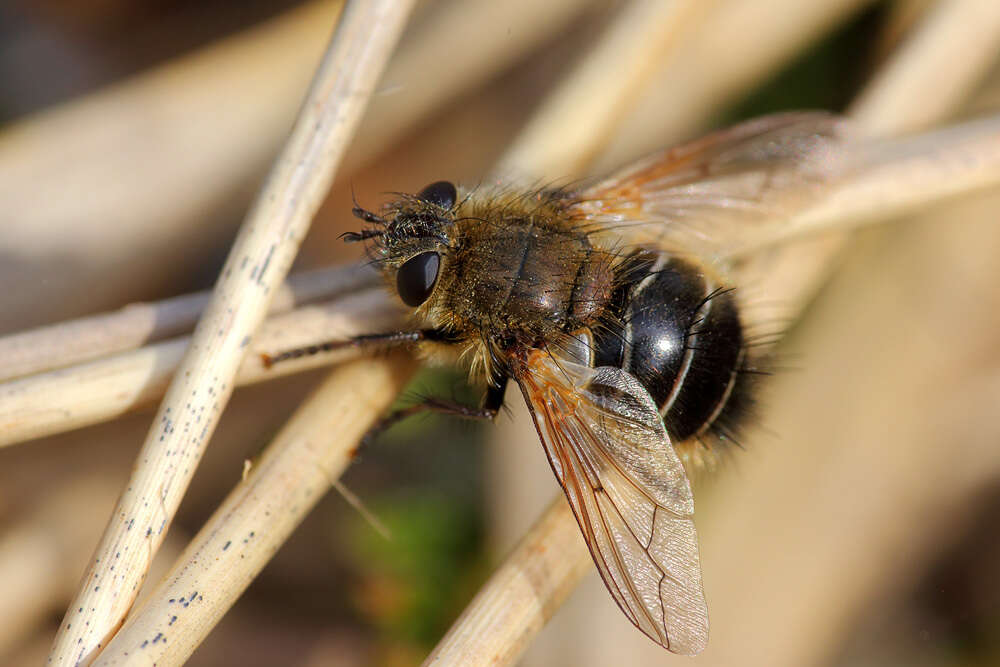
<box><xmin>596</xmin><ymin>0</ymin><xmax>876</xmax><ymax>170</ymax></box>
<box><xmin>347</xmin><ymin>0</ymin><xmax>597</xmax><ymax>171</ymax></box>
<box><xmin>730</xmin><ymin>112</ymin><xmax>1000</xmax><ymax>256</ymax></box>
<box><xmin>0</xmin><ymin>289</ymin><xmax>401</xmax><ymax>448</ymax></box>
<box><xmin>423</xmin><ymin>500</ymin><xmax>592</xmax><ymax>666</ymax></box>
<box><xmin>495</xmin><ymin>0</ymin><xmax>708</xmax><ymax>179</ymax></box>
<box><xmin>735</xmin><ymin>0</ymin><xmax>1000</xmax><ymax>266</ymax></box>
<box><xmin>849</xmin><ymin>0</ymin><xmax>1000</xmax><ymax>135</ymax></box>
<box><xmin>47</xmin><ymin>2</ymin><xmax>415</xmax><ymax>664</ymax></box>
<box><xmin>93</xmin><ymin>356</ymin><xmax>415</xmax><ymax>666</ymax></box>
<box><xmin>0</xmin><ymin>264</ymin><xmax>378</xmax><ymax>383</ymax></box>
<box><xmin>877</xmin><ymin>0</ymin><xmax>937</xmax><ymax>55</ymax></box>
<box><xmin>0</xmin><ymin>1</ymin><xmax>344</xmax><ymax>327</ymax></box>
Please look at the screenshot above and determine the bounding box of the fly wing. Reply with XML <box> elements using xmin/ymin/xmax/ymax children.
<box><xmin>566</xmin><ymin>111</ymin><xmax>854</xmax><ymax>257</ymax></box>
<box><xmin>513</xmin><ymin>350</ymin><xmax>708</xmax><ymax>655</ymax></box>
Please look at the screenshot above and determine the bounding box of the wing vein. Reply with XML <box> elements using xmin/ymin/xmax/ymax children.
<box><xmin>513</xmin><ymin>349</ymin><xmax>708</xmax><ymax>654</ymax></box>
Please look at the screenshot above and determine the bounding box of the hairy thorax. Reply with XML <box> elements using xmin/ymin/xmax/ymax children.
<box><xmin>433</xmin><ymin>203</ymin><xmax>616</xmax><ymax>342</ymax></box>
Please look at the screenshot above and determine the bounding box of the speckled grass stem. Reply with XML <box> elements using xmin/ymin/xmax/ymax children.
<box><xmin>0</xmin><ymin>288</ymin><xmax>401</xmax><ymax>448</ymax></box>
<box><xmin>0</xmin><ymin>264</ymin><xmax>377</xmax><ymax>383</ymax></box>
<box><xmin>94</xmin><ymin>355</ymin><xmax>416</xmax><ymax>666</ymax></box>
<box><xmin>47</xmin><ymin>2</ymin><xmax>415</xmax><ymax>664</ymax></box>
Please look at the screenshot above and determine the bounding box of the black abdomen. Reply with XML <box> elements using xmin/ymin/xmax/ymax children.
<box><xmin>593</xmin><ymin>253</ymin><xmax>747</xmax><ymax>443</ymax></box>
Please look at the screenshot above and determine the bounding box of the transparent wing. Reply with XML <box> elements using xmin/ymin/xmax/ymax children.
<box><xmin>513</xmin><ymin>349</ymin><xmax>708</xmax><ymax>655</ymax></box>
<box><xmin>567</xmin><ymin>111</ymin><xmax>854</xmax><ymax>256</ymax></box>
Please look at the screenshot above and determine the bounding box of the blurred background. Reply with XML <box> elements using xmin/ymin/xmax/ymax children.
<box><xmin>2</xmin><ymin>0</ymin><xmax>1000</xmax><ymax>665</ymax></box>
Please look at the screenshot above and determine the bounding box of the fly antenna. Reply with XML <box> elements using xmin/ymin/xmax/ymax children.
<box><xmin>351</xmin><ymin>185</ymin><xmax>386</xmax><ymax>225</ymax></box>
<box><xmin>351</xmin><ymin>205</ymin><xmax>385</xmax><ymax>225</ymax></box>
<box><xmin>340</xmin><ymin>229</ymin><xmax>384</xmax><ymax>243</ymax></box>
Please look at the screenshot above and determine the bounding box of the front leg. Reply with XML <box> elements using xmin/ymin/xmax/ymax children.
<box><xmin>260</xmin><ymin>328</ymin><xmax>456</xmax><ymax>368</ymax></box>
<box><xmin>362</xmin><ymin>374</ymin><xmax>510</xmax><ymax>447</ymax></box>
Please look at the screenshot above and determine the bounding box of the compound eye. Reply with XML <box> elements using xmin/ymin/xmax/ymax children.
<box><xmin>396</xmin><ymin>252</ymin><xmax>440</xmax><ymax>307</ymax></box>
<box><xmin>416</xmin><ymin>181</ymin><xmax>457</xmax><ymax>209</ymax></box>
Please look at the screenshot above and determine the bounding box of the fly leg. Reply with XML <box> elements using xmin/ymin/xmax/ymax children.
<box><xmin>262</xmin><ymin>330</ymin><xmax>508</xmax><ymax>450</ymax></box>
<box><xmin>259</xmin><ymin>328</ymin><xmax>453</xmax><ymax>368</ymax></box>
<box><xmin>361</xmin><ymin>375</ymin><xmax>509</xmax><ymax>447</ymax></box>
